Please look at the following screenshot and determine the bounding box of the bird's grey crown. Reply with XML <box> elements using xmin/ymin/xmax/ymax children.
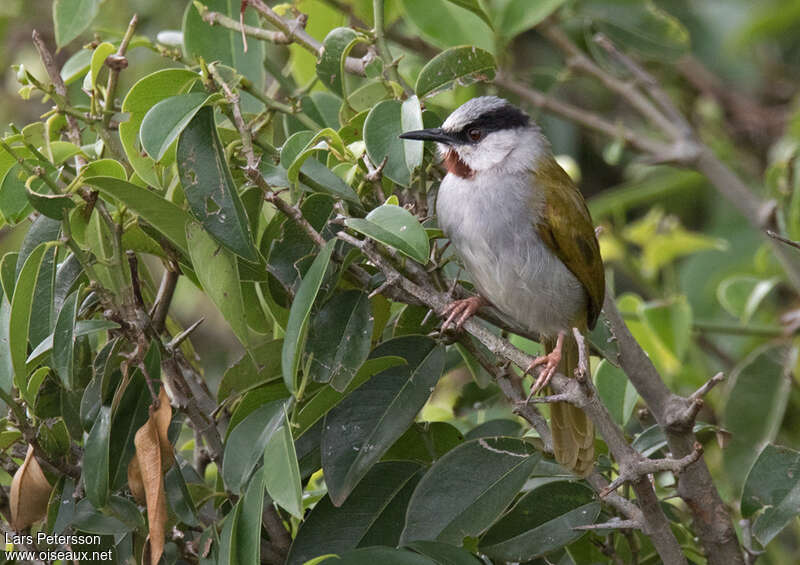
<box><xmin>441</xmin><ymin>96</ymin><xmax>530</xmax><ymax>135</ymax></box>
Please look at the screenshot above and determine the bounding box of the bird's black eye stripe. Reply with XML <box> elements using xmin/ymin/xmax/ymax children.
<box><xmin>454</xmin><ymin>105</ymin><xmax>530</xmax><ymax>144</ymax></box>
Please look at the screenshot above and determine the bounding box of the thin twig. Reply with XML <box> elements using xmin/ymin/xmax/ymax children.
<box><xmin>103</xmin><ymin>14</ymin><xmax>138</xmax><ymax>129</ymax></box>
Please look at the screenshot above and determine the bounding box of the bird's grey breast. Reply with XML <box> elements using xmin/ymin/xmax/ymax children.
<box><xmin>436</xmin><ymin>170</ymin><xmax>585</xmax><ymax>336</ymax></box>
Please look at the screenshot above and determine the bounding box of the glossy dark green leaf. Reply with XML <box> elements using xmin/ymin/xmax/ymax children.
<box><xmin>165</xmin><ymin>460</ymin><xmax>200</xmax><ymax>527</ymax></box>
<box><xmin>28</xmin><ymin>244</ymin><xmax>56</xmax><ymax>352</ymax></box>
<box><xmin>9</xmin><ymin>243</ymin><xmax>50</xmax><ymax>398</ymax></box>
<box><xmin>288</xmin><ymin>461</ymin><xmax>422</xmax><ymax>565</ymax></box>
<box><xmin>0</xmin><ymin>162</ymin><xmax>33</xmax><ymax>225</ymax></box>
<box><xmin>404</xmin><ymin>541</ymin><xmax>483</xmax><ymax>565</ymax></box>
<box><xmin>109</xmin><ymin>370</ymin><xmax>152</xmax><ymax>491</ymax></box>
<box><xmin>84</xmin><ymin>405</ymin><xmax>111</xmax><ymax>508</ymax></box>
<box><xmin>238</xmin><ymin>466</ymin><xmax>265</xmax><ymax>564</ymax></box>
<box><xmin>263</xmin><ymin>410</ymin><xmax>303</xmax><ymax>519</ymax></box>
<box><xmin>218</xmin><ymin>501</ymin><xmax>241</xmax><ymax>565</ymax></box>
<box><xmin>363</xmin><ymin>100</ymin><xmax>423</xmax><ymax>186</ymax></box>
<box><xmin>723</xmin><ymin>344</ymin><xmax>791</xmax><ymax>490</ymax></box>
<box><xmin>346</xmin><ymin>204</ymin><xmax>429</xmax><ymax>264</ymax></box>
<box><xmin>186</xmin><ymin>221</ymin><xmax>251</xmax><ymax>349</ymax></box>
<box><xmin>218</xmin><ymin>340</ymin><xmax>283</xmax><ymax>402</ymax></box>
<box><xmin>182</xmin><ymin>0</ymin><xmax>265</xmax><ymax>113</ymax></box>
<box><xmin>71</xmin><ymin>498</ymin><xmax>135</xmax><ymax>535</ymax></box>
<box><xmin>594</xmin><ymin>360</ymin><xmax>637</xmax><ymax>427</ymax></box>
<box><xmin>178</xmin><ymin>106</ymin><xmax>258</xmax><ymax>261</ymax></box>
<box><xmin>27</xmin><ymin>319</ymin><xmax>120</xmax><ymax>367</ymax></box>
<box><xmin>317</xmin><ymin>27</ymin><xmax>366</xmax><ymax>97</ymax></box>
<box><xmin>415</xmin><ymin>46</ymin><xmax>496</xmax><ymax>99</ymax></box>
<box><xmin>323</xmin><ymin>546</ymin><xmax>438</xmax><ymax>565</ymax></box>
<box><xmin>479</xmin><ymin>481</ymin><xmax>599</xmax><ymax>560</ymax></box>
<box><xmin>52</xmin><ymin>287</ymin><xmax>80</xmax><ymax>389</ymax></box>
<box><xmin>385</xmin><ymin>422</ymin><xmax>464</xmax><ymax>463</ymax></box>
<box><xmin>307</xmin><ymin>290</ymin><xmax>373</xmax><ymax>391</ymax></box>
<box><xmin>222</xmin><ymin>399</ymin><xmax>285</xmax><ymax>494</ymax></box>
<box><xmin>282</xmin><ymin>239</ymin><xmax>336</xmax><ymax>393</ymax></box>
<box><xmin>119</xmin><ymin>69</ymin><xmax>200</xmax><ymax>187</ymax></box>
<box><xmin>741</xmin><ymin>443</ymin><xmax>800</xmax><ymax>546</ymax></box>
<box><xmin>295</xmin><ymin>356</ymin><xmax>406</xmax><ymax>437</ymax></box>
<box><xmin>53</xmin><ymin>0</ymin><xmax>100</xmax><ymax>46</ymax></box>
<box><xmin>86</xmin><ymin>176</ymin><xmax>192</xmax><ymax>256</ymax></box>
<box><xmin>25</xmin><ymin>188</ymin><xmax>75</xmax><ymax>220</ymax></box>
<box><xmin>464</xmin><ymin>419</ymin><xmax>523</xmax><ymax>441</ymax></box>
<box><xmin>400</xmin><ymin>437</ymin><xmax>540</xmax><ymax>544</ymax></box>
<box><xmin>632</xmin><ymin>422</ymin><xmax>716</xmax><ymax>458</ymax></box>
<box><xmin>323</xmin><ymin>336</ymin><xmax>445</xmax><ymax>506</ymax></box>
<box><xmin>141</xmin><ymin>92</ymin><xmax>220</xmax><ymax>161</ymax></box>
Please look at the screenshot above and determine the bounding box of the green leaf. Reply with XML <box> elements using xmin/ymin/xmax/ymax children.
<box><xmin>165</xmin><ymin>462</ymin><xmax>200</xmax><ymax>527</ymax></box>
<box><xmin>218</xmin><ymin>340</ymin><xmax>283</xmax><ymax>402</ymax></box>
<box><xmin>218</xmin><ymin>500</ymin><xmax>241</xmax><ymax>565</ymax></box>
<box><xmin>183</xmin><ymin>0</ymin><xmax>265</xmax><ymax>113</ymax></box>
<box><xmin>186</xmin><ymin>222</ymin><xmax>251</xmax><ymax>349</ymax></box>
<box><xmin>385</xmin><ymin>422</ymin><xmax>464</xmax><ymax>464</ymax></box>
<box><xmin>404</xmin><ymin>541</ymin><xmax>482</xmax><ymax>565</ymax></box>
<box><xmin>323</xmin><ymin>547</ymin><xmax>438</xmax><ymax>565</ymax></box>
<box><xmin>401</xmin><ymin>96</ymin><xmax>424</xmax><ymax>172</ymax></box>
<box><xmin>52</xmin><ymin>286</ymin><xmax>80</xmax><ymax>389</ymax></box>
<box><xmin>222</xmin><ymin>399</ymin><xmax>285</xmax><ymax>494</ymax></box>
<box><xmin>723</xmin><ymin>344</ymin><xmax>792</xmax><ymax>491</ymax></box>
<box><xmin>71</xmin><ymin>498</ymin><xmax>136</xmax><ymax>535</ymax></box>
<box><xmin>238</xmin><ymin>466</ymin><xmax>266</xmax><ymax>564</ymax></box>
<box><xmin>60</xmin><ymin>48</ymin><xmax>92</xmax><ymax>85</ymax></box>
<box><xmin>119</xmin><ymin>68</ymin><xmax>200</xmax><ymax>187</ymax></box>
<box><xmin>9</xmin><ymin>243</ymin><xmax>50</xmax><ymax>399</ymax></box>
<box><xmin>178</xmin><ymin>106</ymin><xmax>258</xmax><ymax>261</ymax></box>
<box><xmin>282</xmin><ymin>239</ymin><xmax>336</xmax><ymax>393</ymax></box>
<box><xmin>594</xmin><ymin>360</ymin><xmax>637</xmax><ymax>427</ymax></box>
<box><xmin>26</xmin><ymin>188</ymin><xmax>75</xmax><ymax>221</ymax></box>
<box><xmin>109</xmin><ymin>366</ymin><xmax>153</xmax><ymax>491</ymax></box>
<box><xmin>401</xmin><ymin>0</ymin><xmax>494</xmax><ymax>52</ymax></box>
<box><xmin>639</xmin><ymin>296</ymin><xmax>692</xmax><ymax>362</ymax></box>
<box><xmin>741</xmin><ymin>444</ymin><xmax>800</xmax><ymax>547</ymax></box>
<box><xmin>442</xmin><ymin>0</ymin><xmax>494</xmax><ymax>29</ymax></box>
<box><xmin>89</xmin><ymin>42</ymin><xmax>115</xmax><ymax>91</ymax></box>
<box><xmin>492</xmin><ymin>0</ymin><xmax>566</xmax><ymax>40</ymax></box>
<box><xmin>479</xmin><ymin>481</ymin><xmax>600</xmax><ymax>560</ymax></box>
<box><xmin>263</xmin><ymin>409</ymin><xmax>303</xmax><ymax>519</ymax></box>
<box><xmin>27</xmin><ymin>319</ymin><xmax>120</xmax><ymax>367</ymax></box>
<box><xmin>717</xmin><ymin>275</ymin><xmax>779</xmax><ymax>324</ymax></box>
<box><xmin>53</xmin><ymin>0</ymin><xmax>100</xmax><ymax>47</ymax></box>
<box><xmin>363</xmin><ymin>100</ymin><xmax>425</xmax><ymax>186</ymax></box>
<box><xmin>0</xmin><ymin>163</ymin><xmax>34</xmax><ymax>225</ymax></box>
<box><xmin>306</xmin><ymin>290</ymin><xmax>373</xmax><ymax>391</ymax></box>
<box><xmin>140</xmin><ymin>92</ymin><xmax>220</xmax><ymax>161</ymax></box>
<box><xmin>81</xmin><ymin>159</ymin><xmax>127</xmax><ymax>180</ymax></box>
<box><xmin>86</xmin><ymin>176</ymin><xmax>192</xmax><ymax>256</ymax></box>
<box><xmin>345</xmin><ymin>204</ymin><xmax>430</xmax><ymax>264</ymax></box>
<box><xmin>294</xmin><ymin>356</ymin><xmax>407</xmax><ymax>437</ymax></box>
<box><xmin>84</xmin><ymin>405</ymin><xmax>111</xmax><ymax>508</ymax></box>
<box><xmin>579</xmin><ymin>0</ymin><xmax>690</xmax><ymax>61</ymax></box>
<box><xmin>400</xmin><ymin>437</ymin><xmax>540</xmax><ymax>544</ymax></box>
<box><xmin>632</xmin><ymin>422</ymin><xmax>716</xmax><ymax>458</ymax></box>
<box><xmin>288</xmin><ymin>461</ymin><xmax>422</xmax><ymax>565</ymax></box>
<box><xmin>317</xmin><ymin>27</ymin><xmax>367</xmax><ymax>97</ymax></box>
<box><xmin>415</xmin><ymin>46</ymin><xmax>496</xmax><ymax>99</ymax></box>
<box><xmin>322</xmin><ymin>336</ymin><xmax>445</xmax><ymax>506</ymax></box>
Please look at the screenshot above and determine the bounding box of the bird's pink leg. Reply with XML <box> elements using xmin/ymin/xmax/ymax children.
<box><xmin>526</xmin><ymin>330</ymin><xmax>566</xmax><ymax>399</ymax></box>
<box><xmin>441</xmin><ymin>295</ymin><xmax>487</xmax><ymax>331</ymax></box>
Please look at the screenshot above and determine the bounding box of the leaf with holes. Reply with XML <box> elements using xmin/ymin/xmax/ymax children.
<box><xmin>177</xmin><ymin>106</ymin><xmax>258</xmax><ymax>261</ymax></box>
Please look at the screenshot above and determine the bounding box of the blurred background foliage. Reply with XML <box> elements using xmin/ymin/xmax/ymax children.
<box><xmin>1</xmin><ymin>0</ymin><xmax>800</xmax><ymax>563</ymax></box>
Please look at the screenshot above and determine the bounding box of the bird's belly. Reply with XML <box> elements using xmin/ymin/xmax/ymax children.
<box><xmin>438</xmin><ymin>175</ymin><xmax>586</xmax><ymax>337</ymax></box>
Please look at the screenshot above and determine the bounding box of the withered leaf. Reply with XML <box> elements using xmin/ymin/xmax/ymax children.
<box><xmin>10</xmin><ymin>445</ymin><xmax>52</xmax><ymax>530</ymax></box>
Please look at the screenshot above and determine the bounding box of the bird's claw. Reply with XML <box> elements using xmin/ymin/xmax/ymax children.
<box><xmin>441</xmin><ymin>296</ymin><xmax>485</xmax><ymax>331</ymax></box>
<box><xmin>524</xmin><ymin>349</ymin><xmax>562</xmax><ymax>402</ymax></box>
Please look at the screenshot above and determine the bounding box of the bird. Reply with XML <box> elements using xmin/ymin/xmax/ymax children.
<box><xmin>400</xmin><ymin>96</ymin><xmax>605</xmax><ymax>476</ymax></box>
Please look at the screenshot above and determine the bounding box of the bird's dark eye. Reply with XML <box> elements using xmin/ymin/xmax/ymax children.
<box><xmin>468</xmin><ymin>128</ymin><xmax>483</xmax><ymax>141</ymax></box>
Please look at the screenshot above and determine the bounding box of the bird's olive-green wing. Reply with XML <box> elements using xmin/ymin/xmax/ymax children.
<box><xmin>533</xmin><ymin>157</ymin><xmax>605</xmax><ymax>329</ymax></box>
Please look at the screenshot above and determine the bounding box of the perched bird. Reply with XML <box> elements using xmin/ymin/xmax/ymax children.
<box><xmin>400</xmin><ymin>96</ymin><xmax>604</xmax><ymax>476</ymax></box>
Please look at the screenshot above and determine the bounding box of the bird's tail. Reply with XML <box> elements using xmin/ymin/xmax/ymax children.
<box><xmin>542</xmin><ymin>333</ymin><xmax>594</xmax><ymax>477</ymax></box>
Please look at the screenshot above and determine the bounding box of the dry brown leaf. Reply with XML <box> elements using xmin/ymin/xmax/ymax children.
<box><xmin>132</xmin><ymin>386</ymin><xmax>173</xmax><ymax>565</ymax></box>
<box><xmin>127</xmin><ymin>455</ymin><xmax>146</xmax><ymax>504</ymax></box>
<box><xmin>10</xmin><ymin>445</ymin><xmax>52</xmax><ymax>530</ymax></box>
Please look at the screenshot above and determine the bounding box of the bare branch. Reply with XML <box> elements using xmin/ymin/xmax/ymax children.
<box><xmin>573</xmin><ymin>519</ymin><xmax>642</xmax><ymax>531</ymax></box>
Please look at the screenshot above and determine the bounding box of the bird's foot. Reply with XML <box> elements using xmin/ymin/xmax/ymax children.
<box><xmin>441</xmin><ymin>296</ymin><xmax>486</xmax><ymax>331</ymax></box>
<box><xmin>524</xmin><ymin>332</ymin><xmax>566</xmax><ymax>401</ymax></box>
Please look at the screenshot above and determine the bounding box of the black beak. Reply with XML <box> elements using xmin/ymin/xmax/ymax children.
<box><xmin>399</xmin><ymin>127</ymin><xmax>457</xmax><ymax>145</ymax></box>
